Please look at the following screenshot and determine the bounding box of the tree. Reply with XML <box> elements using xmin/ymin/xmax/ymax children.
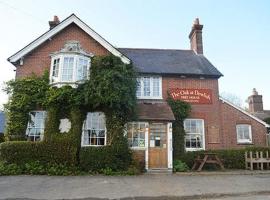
<box><xmin>220</xmin><ymin>92</ymin><xmax>244</xmax><ymax>108</ymax></box>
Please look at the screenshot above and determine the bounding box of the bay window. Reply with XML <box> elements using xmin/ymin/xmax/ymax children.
<box><xmin>26</xmin><ymin>111</ymin><xmax>47</xmax><ymax>141</ymax></box>
<box><xmin>81</xmin><ymin>112</ymin><xmax>106</xmax><ymax>146</ymax></box>
<box><xmin>136</xmin><ymin>76</ymin><xmax>162</xmax><ymax>99</ymax></box>
<box><xmin>184</xmin><ymin>119</ymin><xmax>205</xmax><ymax>151</ymax></box>
<box><xmin>236</xmin><ymin>124</ymin><xmax>252</xmax><ymax>144</ymax></box>
<box><xmin>50</xmin><ymin>41</ymin><xmax>92</xmax><ymax>87</ymax></box>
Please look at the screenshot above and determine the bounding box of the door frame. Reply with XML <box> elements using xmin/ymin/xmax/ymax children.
<box><xmin>146</xmin><ymin>122</ymin><xmax>173</xmax><ymax>170</ymax></box>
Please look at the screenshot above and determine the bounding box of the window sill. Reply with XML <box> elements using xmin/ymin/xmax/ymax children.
<box><xmin>185</xmin><ymin>148</ymin><xmax>205</xmax><ymax>152</ymax></box>
<box><xmin>50</xmin><ymin>81</ymin><xmax>86</xmax><ymax>88</ymax></box>
<box><xmin>130</xmin><ymin>147</ymin><xmax>146</xmax><ymax>150</ymax></box>
<box><xmin>237</xmin><ymin>142</ymin><xmax>253</xmax><ymax>145</ymax></box>
<box><xmin>137</xmin><ymin>97</ymin><xmax>163</xmax><ymax>100</ymax></box>
<box><xmin>81</xmin><ymin>145</ymin><xmax>106</xmax><ymax>147</ymax></box>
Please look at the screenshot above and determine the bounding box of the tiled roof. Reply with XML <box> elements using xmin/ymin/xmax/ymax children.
<box><xmin>252</xmin><ymin>111</ymin><xmax>270</xmax><ymax>121</ymax></box>
<box><xmin>119</xmin><ymin>48</ymin><xmax>223</xmax><ymax>77</ymax></box>
<box><xmin>137</xmin><ymin>101</ymin><xmax>175</xmax><ymax>121</ymax></box>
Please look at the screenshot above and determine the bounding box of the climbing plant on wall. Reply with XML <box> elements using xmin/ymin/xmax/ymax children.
<box><xmin>84</xmin><ymin>55</ymin><xmax>137</xmax><ymax>145</ymax></box>
<box><xmin>4</xmin><ymin>72</ymin><xmax>49</xmax><ymax>140</ymax></box>
<box><xmin>3</xmin><ymin>55</ymin><xmax>137</xmax><ymax>168</ymax></box>
<box><xmin>167</xmin><ymin>96</ymin><xmax>191</xmax><ymax>160</ymax></box>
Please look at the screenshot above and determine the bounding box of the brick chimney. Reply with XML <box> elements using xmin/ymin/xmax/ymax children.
<box><xmin>189</xmin><ymin>18</ymin><xmax>203</xmax><ymax>54</ymax></box>
<box><xmin>248</xmin><ymin>88</ymin><xmax>264</xmax><ymax>113</ymax></box>
<box><xmin>49</xmin><ymin>16</ymin><xmax>60</xmax><ymax>30</ymax></box>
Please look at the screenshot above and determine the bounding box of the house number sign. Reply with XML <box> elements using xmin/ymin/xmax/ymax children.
<box><xmin>170</xmin><ymin>88</ymin><xmax>213</xmax><ymax>104</ymax></box>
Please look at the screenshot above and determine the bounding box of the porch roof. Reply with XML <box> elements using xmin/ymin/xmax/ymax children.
<box><xmin>137</xmin><ymin>101</ymin><xmax>175</xmax><ymax>121</ymax></box>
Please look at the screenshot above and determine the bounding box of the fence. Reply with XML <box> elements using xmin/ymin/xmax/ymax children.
<box><xmin>245</xmin><ymin>151</ymin><xmax>270</xmax><ymax>170</ymax></box>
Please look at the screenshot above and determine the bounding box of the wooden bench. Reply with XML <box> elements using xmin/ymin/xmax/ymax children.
<box><xmin>245</xmin><ymin>151</ymin><xmax>270</xmax><ymax>170</ymax></box>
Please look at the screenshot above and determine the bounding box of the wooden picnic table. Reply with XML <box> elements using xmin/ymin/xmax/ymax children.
<box><xmin>192</xmin><ymin>152</ymin><xmax>225</xmax><ymax>172</ymax></box>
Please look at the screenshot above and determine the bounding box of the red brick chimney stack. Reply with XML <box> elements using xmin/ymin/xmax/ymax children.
<box><xmin>248</xmin><ymin>88</ymin><xmax>264</xmax><ymax>113</ymax></box>
<box><xmin>49</xmin><ymin>16</ymin><xmax>60</xmax><ymax>30</ymax></box>
<box><xmin>189</xmin><ymin>18</ymin><xmax>204</xmax><ymax>54</ymax></box>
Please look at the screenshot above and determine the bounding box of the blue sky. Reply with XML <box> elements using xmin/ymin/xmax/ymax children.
<box><xmin>0</xmin><ymin>0</ymin><xmax>269</xmax><ymax>110</ymax></box>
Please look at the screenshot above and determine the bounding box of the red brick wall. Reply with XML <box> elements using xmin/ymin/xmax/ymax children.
<box><xmin>15</xmin><ymin>23</ymin><xmax>110</xmax><ymax>78</ymax></box>
<box><xmin>163</xmin><ymin>77</ymin><xmax>222</xmax><ymax>149</ymax></box>
<box><xmin>219</xmin><ymin>100</ymin><xmax>267</xmax><ymax>148</ymax></box>
<box><xmin>163</xmin><ymin>77</ymin><xmax>267</xmax><ymax>149</ymax></box>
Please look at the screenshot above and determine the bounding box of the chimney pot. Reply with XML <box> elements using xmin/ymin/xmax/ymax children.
<box><xmin>49</xmin><ymin>15</ymin><xmax>60</xmax><ymax>30</ymax></box>
<box><xmin>252</xmin><ymin>88</ymin><xmax>258</xmax><ymax>95</ymax></box>
<box><xmin>194</xmin><ymin>18</ymin><xmax>200</xmax><ymax>25</ymax></box>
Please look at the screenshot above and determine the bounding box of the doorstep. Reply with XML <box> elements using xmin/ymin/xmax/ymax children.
<box><xmin>175</xmin><ymin>170</ymin><xmax>270</xmax><ymax>176</ymax></box>
<box><xmin>147</xmin><ymin>168</ymin><xmax>173</xmax><ymax>174</ymax></box>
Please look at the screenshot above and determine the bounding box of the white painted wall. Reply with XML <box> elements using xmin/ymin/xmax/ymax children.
<box><xmin>59</xmin><ymin>118</ymin><xmax>71</xmax><ymax>133</ymax></box>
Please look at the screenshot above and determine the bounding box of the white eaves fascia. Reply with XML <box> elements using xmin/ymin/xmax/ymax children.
<box><xmin>8</xmin><ymin>14</ymin><xmax>130</xmax><ymax>64</ymax></box>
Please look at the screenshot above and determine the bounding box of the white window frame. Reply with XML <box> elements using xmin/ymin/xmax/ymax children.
<box><xmin>136</xmin><ymin>76</ymin><xmax>162</xmax><ymax>99</ymax></box>
<box><xmin>26</xmin><ymin>111</ymin><xmax>47</xmax><ymax>142</ymax></box>
<box><xmin>236</xmin><ymin>124</ymin><xmax>252</xmax><ymax>144</ymax></box>
<box><xmin>184</xmin><ymin>119</ymin><xmax>205</xmax><ymax>151</ymax></box>
<box><xmin>126</xmin><ymin>122</ymin><xmax>148</xmax><ymax>149</ymax></box>
<box><xmin>49</xmin><ymin>54</ymin><xmax>90</xmax><ymax>87</ymax></box>
<box><xmin>81</xmin><ymin>112</ymin><xmax>107</xmax><ymax>147</ymax></box>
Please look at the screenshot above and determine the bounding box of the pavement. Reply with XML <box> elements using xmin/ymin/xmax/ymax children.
<box><xmin>0</xmin><ymin>172</ymin><xmax>270</xmax><ymax>200</ymax></box>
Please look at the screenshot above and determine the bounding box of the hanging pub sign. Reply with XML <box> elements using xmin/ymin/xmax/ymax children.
<box><xmin>170</xmin><ymin>88</ymin><xmax>212</xmax><ymax>104</ymax></box>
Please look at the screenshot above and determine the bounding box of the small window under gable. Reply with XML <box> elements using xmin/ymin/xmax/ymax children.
<box><xmin>50</xmin><ymin>41</ymin><xmax>93</xmax><ymax>87</ymax></box>
<box><xmin>236</xmin><ymin>124</ymin><xmax>252</xmax><ymax>144</ymax></box>
<box><xmin>136</xmin><ymin>76</ymin><xmax>162</xmax><ymax>99</ymax></box>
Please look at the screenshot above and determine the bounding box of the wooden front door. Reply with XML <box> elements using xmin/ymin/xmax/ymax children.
<box><xmin>148</xmin><ymin>123</ymin><xmax>167</xmax><ymax>169</ymax></box>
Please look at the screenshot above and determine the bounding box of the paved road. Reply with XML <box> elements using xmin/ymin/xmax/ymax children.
<box><xmin>0</xmin><ymin>174</ymin><xmax>270</xmax><ymax>199</ymax></box>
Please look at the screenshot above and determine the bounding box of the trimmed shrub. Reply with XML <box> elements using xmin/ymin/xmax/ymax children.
<box><xmin>179</xmin><ymin>147</ymin><xmax>270</xmax><ymax>169</ymax></box>
<box><xmin>80</xmin><ymin>144</ymin><xmax>132</xmax><ymax>172</ymax></box>
<box><xmin>0</xmin><ymin>138</ymin><xmax>76</xmax><ymax>166</ymax></box>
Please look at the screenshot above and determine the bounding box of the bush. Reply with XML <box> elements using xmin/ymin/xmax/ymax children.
<box><xmin>173</xmin><ymin>160</ymin><xmax>189</xmax><ymax>172</ymax></box>
<box><xmin>179</xmin><ymin>147</ymin><xmax>270</xmax><ymax>170</ymax></box>
<box><xmin>80</xmin><ymin>145</ymin><xmax>132</xmax><ymax>172</ymax></box>
<box><xmin>0</xmin><ymin>134</ymin><xmax>4</xmax><ymax>143</ymax></box>
<box><xmin>0</xmin><ymin>162</ymin><xmax>22</xmax><ymax>175</ymax></box>
<box><xmin>0</xmin><ymin>161</ymin><xmax>80</xmax><ymax>176</ymax></box>
<box><xmin>0</xmin><ymin>139</ymin><xmax>77</xmax><ymax>166</ymax></box>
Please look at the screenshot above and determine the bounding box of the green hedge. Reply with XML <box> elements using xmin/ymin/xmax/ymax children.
<box><xmin>0</xmin><ymin>138</ymin><xmax>76</xmax><ymax>166</ymax></box>
<box><xmin>80</xmin><ymin>145</ymin><xmax>132</xmax><ymax>172</ymax></box>
<box><xmin>0</xmin><ymin>135</ymin><xmax>4</xmax><ymax>143</ymax></box>
<box><xmin>179</xmin><ymin>147</ymin><xmax>270</xmax><ymax>169</ymax></box>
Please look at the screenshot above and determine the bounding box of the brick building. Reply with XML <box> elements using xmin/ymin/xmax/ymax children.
<box><xmin>8</xmin><ymin>14</ymin><xmax>269</xmax><ymax>171</ymax></box>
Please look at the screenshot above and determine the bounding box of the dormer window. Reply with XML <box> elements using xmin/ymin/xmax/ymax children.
<box><xmin>50</xmin><ymin>41</ymin><xmax>93</xmax><ymax>87</ymax></box>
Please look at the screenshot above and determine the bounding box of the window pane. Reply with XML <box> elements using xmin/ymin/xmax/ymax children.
<box><xmin>62</xmin><ymin>57</ymin><xmax>74</xmax><ymax>82</ymax></box>
<box><xmin>82</xmin><ymin>112</ymin><xmax>106</xmax><ymax>146</ymax></box>
<box><xmin>52</xmin><ymin>58</ymin><xmax>60</xmax><ymax>77</ymax></box>
<box><xmin>184</xmin><ymin>119</ymin><xmax>204</xmax><ymax>150</ymax></box>
<box><xmin>127</xmin><ymin>122</ymin><xmax>146</xmax><ymax>147</ymax></box>
<box><xmin>152</xmin><ymin>77</ymin><xmax>160</xmax><ymax>97</ymax></box>
<box><xmin>136</xmin><ymin>79</ymin><xmax>141</xmax><ymax>97</ymax></box>
<box><xmin>237</xmin><ymin>124</ymin><xmax>251</xmax><ymax>142</ymax></box>
<box><xmin>26</xmin><ymin>111</ymin><xmax>46</xmax><ymax>141</ymax></box>
<box><xmin>143</xmin><ymin>77</ymin><xmax>150</xmax><ymax>96</ymax></box>
<box><xmin>77</xmin><ymin>58</ymin><xmax>89</xmax><ymax>81</ymax></box>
